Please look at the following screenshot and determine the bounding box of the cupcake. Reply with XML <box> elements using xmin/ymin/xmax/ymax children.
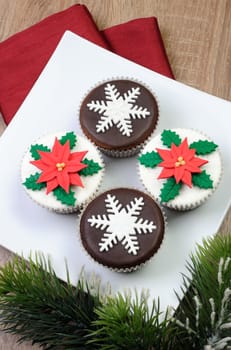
<box><xmin>21</xmin><ymin>131</ymin><xmax>104</xmax><ymax>213</ymax></box>
<box><xmin>79</xmin><ymin>188</ymin><xmax>165</xmax><ymax>272</ymax></box>
<box><xmin>138</xmin><ymin>128</ymin><xmax>222</xmax><ymax>210</ymax></box>
<box><xmin>79</xmin><ymin>79</ymin><xmax>159</xmax><ymax>157</ymax></box>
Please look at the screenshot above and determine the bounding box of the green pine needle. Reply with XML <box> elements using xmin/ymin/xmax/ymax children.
<box><xmin>173</xmin><ymin>234</ymin><xmax>231</xmax><ymax>349</ymax></box>
<box><xmin>0</xmin><ymin>235</ymin><xmax>230</xmax><ymax>349</ymax></box>
<box><xmin>0</xmin><ymin>254</ymin><xmax>101</xmax><ymax>349</ymax></box>
<box><xmin>88</xmin><ymin>291</ymin><xmax>177</xmax><ymax>350</ymax></box>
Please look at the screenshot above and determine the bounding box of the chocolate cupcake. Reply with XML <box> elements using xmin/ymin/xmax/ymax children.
<box><xmin>79</xmin><ymin>188</ymin><xmax>165</xmax><ymax>272</ymax></box>
<box><xmin>79</xmin><ymin>79</ymin><xmax>159</xmax><ymax>157</ymax></box>
<box><xmin>138</xmin><ymin>128</ymin><xmax>222</xmax><ymax>210</ymax></box>
<box><xmin>21</xmin><ymin>131</ymin><xmax>104</xmax><ymax>213</ymax></box>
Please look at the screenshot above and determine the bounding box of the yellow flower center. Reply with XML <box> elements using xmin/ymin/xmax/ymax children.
<box><xmin>56</xmin><ymin>162</ymin><xmax>66</xmax><ymax>171</ymax></box>
<box><xmin>175</xmin><ymin>156</ymin><xmax>186</xmax><ymax>167</ymax></box>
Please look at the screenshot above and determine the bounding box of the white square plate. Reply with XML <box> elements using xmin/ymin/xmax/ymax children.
<box><xmin>0</xmin><ymin>31</ymin><xmax>230</xmax><ymax>312</ymax></box>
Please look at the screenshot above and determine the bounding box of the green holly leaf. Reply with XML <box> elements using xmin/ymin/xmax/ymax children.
<box><xmin>53</xmin><ymin>187</ymin><xmax>76</xmax><ymax>206</ymax></box>
<box><xmin>79</xmin><ymin>158</ymin><xmax>102</xmax><ymax>176</ymax></box>
<box><xmin>30</xmin><ymin>144</ymin><xmax>50</xmax><ymax>160</ymax></box>
<box><xmin>59</xmin><ymin>132</ymin><xmax>77</xmax><ymax>149</ymax></box>
<box><xmin>23</xmin><ymin>173</ymin><xmax>46</xmax><ymax>191</ymax></box>
<box><xmin>192</xmin><ymin>170</ymin><xmax>213</xmax><ymax>189</ymax></box>
<box><xmin>189</xmin><ymin>140</ymin><xmax>218</xmax><ymax>155</ymax></box>
<box><xmin>160</xmin><ymin>177</ymin><xmax>181</xmax><ymax>203</ymax></box>
<box><xmin>138</xmin><ymin>151</ymin><xmax>162</xmax><ymax>168</ymax></box>
<box><xmin>161</xmin><ymin>130</ymin><xmax>182</xmax><ymax>148</ymax></box>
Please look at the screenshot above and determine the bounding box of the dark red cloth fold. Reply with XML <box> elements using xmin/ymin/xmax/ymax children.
<box><xmin>0</xmin><ymin>4</ymin><xmax>174</xmax><ymax>125</ymax></box>
<box><xmin>103</xmin><ymin>17</ymin><xmax>174</xmax><ymax>79</ymax></box>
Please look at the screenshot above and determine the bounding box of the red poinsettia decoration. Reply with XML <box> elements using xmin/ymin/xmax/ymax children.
<box><xmin>31</xmin><ymin>138</ymin><xmax>88</xmax><ymax>194</ymax></box>
<box><xmin>156</xmin><ymin>138</ymin><xmax>208</xmax><ymax>187</ymax></box>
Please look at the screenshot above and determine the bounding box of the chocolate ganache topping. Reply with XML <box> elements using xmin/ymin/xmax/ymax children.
<box><xmin>80</xmin><ymin>188</ymin><xmax>165</xmax><ymax>271</ymax></box>
<box><xmin>80</xmin><ymin>80</ymin><xmax>159</xmax><ymax>151</ymax></box>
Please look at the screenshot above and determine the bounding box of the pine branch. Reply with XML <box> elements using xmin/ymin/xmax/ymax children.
<box><xmin>88</xmin><ymin>291</ymin><xmax>178</xmax><ymax>350</ymax></box>
<box><xmin>173</xmin><ymin>234</ymin><xmax>231</xmax><ymax>350</ymax></box>
<box><xmin>0</xmin><ymin>254</ymin><xmax>101</xmax><ymax>349</ymax></box>
<box><xmin>0</xmin><ymin>235</ymin><xmax>230</xmax><ymax>349</ymax></box>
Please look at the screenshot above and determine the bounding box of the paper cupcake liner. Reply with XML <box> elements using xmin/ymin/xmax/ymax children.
<box><xmin>77</xmin><ymin>77</ymin><xmax>160</xmax><ymax>158</ymax></box>
<box><xmin>98</xmin><ymin>145</ymin><xmax>142</xmax><ymax>158</ymax></box>
<box><xmin>137</xmin><ymin>128</ymin><xmax>223</xmax><ymax>211</ymax></box>
<box><xmin>77</xmin><ymin>186</ymin><xmax>167</xmax><ymax>273</ymax></box>
<box><xmin>21</xmin><ymin>131</ymin><xmax>105</xmax><ymax>214</ymax></box>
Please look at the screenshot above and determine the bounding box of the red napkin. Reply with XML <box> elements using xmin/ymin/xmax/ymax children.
<box><xmin>0</xmin><ymin>4</ymin><xmax>174</xmax><ymax>125</ymax></box>
<box><xmin>103</xmin><ymin>17</ymin><xmax>173</xmax><ymax>78</ymax></box>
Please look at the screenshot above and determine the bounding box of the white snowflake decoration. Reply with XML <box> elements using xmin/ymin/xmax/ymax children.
<box><xmin>87</xmin><ymin>83</ymin><xmax>151</xmax><ymax>137</ymax></box>
<box><xmin>88</xmin><ymin>193</ymin><xmax>157</xmax><ymax>255</ymax></box>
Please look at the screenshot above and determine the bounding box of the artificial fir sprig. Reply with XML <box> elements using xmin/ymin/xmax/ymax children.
<box><xmin>0</xmin><ymin>234</ymin><xmax>230</xmax><ymax>349</ymax></box>
<box><xmin>173</xmin><ymin>235</ymin><xmax>231</xmax><ymax>350</ymax></box>
<box><xmin>88</xmin><ymin>291</ymin><xmax>178</xmax><ymax>350</ymax></box>
<box><xmin>0</xmin><ymin>254</ymin><xmax>101</xmax><ymax>349</ymax></box>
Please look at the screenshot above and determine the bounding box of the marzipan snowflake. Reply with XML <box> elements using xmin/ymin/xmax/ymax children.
<box><xmin>87</xmin><ymin>83</ymin><xmax>151</xmax><ymax>137</ymax></box>
<box><xmin>88</xmin><ymin>193</ymin><xmax>157</xmax><ymax>255</ymax></box>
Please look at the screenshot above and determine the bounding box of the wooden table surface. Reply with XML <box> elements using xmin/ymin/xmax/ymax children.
<box><xmin>0</xmin><ymin>1</ymin><xmax>230</xmax><ymax>348</ymax></box>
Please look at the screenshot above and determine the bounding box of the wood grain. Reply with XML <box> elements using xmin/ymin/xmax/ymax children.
<box><xmin>0</xmin><ymin>1</ymin><xmax>230</xmax><ymax>348</ymax></box>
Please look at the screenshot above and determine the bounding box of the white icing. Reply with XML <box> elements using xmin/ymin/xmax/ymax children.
<box><xmin>21</xmin><ymin>133</ymin><xmax>104</xmax><ymax>212</ymax></box>
<box><xmin>138</xmin><ymin>128</ymin><xmax>222</xmax><ymax>210</ymax></box>
<box><xmin>87</xmin><ymin>83</ymin><xmax>150</xmax><ymax>136</ymax></box>
<box><xmin>88</xmin><ymin>193</ymin><xmax>156</xmax><ymax>255</ymax></box>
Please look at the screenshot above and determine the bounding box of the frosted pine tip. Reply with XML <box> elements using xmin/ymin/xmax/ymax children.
<box><xmin>175</xmin><ymin>156</ymin><xmax>186</xmax><ymax>167</ymax></box>
<box><xmin>56</xmin><ymin>162</ymin><xmax>66</xmax><ymax>171</ymax></box>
